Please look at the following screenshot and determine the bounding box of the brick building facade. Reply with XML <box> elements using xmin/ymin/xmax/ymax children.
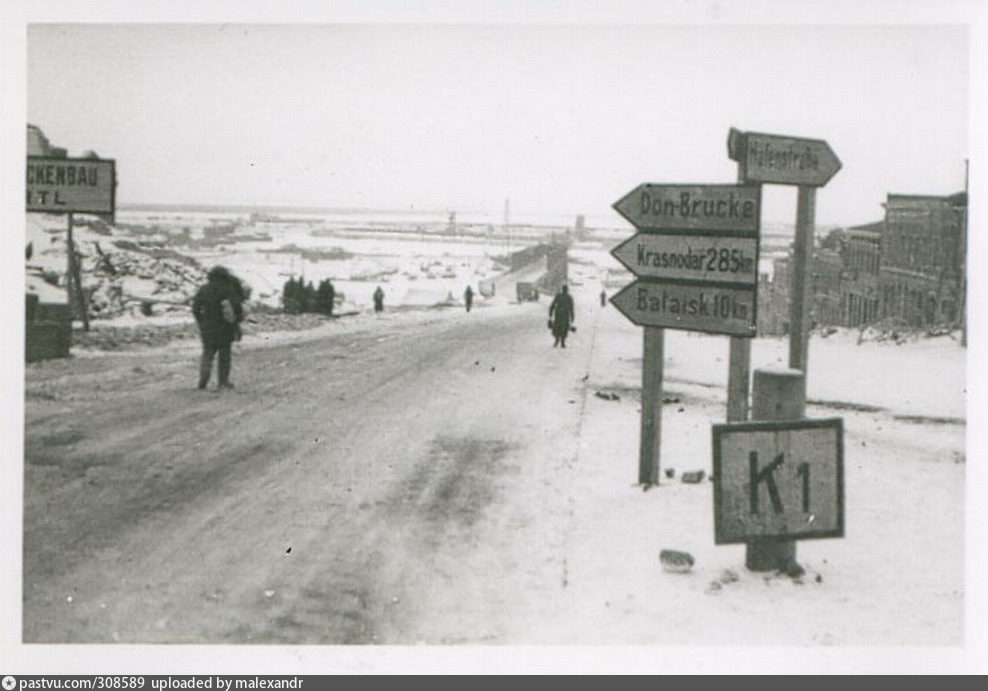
<box><xmin>878</xmin><ymin>193</ymin><xmax>966</xmax><ymax>327</ymax></box>
<box><xmin>756</xmin><ymin>190</ymin><xmax>966</xmax><ymax>335</ymax></box>
<box><xmin>838</xmin><ymin>221</ymin><xmax>882</xmax><ymax>328</ymax></box>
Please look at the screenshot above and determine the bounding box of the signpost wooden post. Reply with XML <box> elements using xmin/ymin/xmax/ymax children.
<box><xmin>611</xmin><ymin>183</ymin><xmax>761</xmax><ymax>486</ymax></box>
<box><xmin>66</xmin><ymin>213</ymin><xmax>90</xmax><ymax>332</ymax></box>
<box><xmin>727</xmin><ymin>163</ymin><xmax>754</xmax><ymax>423</ymax></box>
<box><xmin>640</xmin><ymin>326</ymin><xmax>664</xmax><ymax>486</ymax></box>
<box><xmin>721</xmin><ymin>127</ymin><xmax>844</xmax><ymax>569</ymax></box>
<box><xmin>789</xmin><ymin>186</ymin><xmax>815</xmax><ymax>375</ymax></box>
<box><xmin>712</xmin><ymin>375</ymin><xmax>844</xmax><ymax>571</ymax></box>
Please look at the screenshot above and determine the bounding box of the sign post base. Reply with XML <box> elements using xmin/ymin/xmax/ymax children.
<box><xmin>745</xmin><ymin>537</ymin><xmax>796</xmax><ymax>572</ymax></box>
<box><xmin>746</xmin><ymin>367</ymin><xmax>805</xmax><ymax>572</ymax></box>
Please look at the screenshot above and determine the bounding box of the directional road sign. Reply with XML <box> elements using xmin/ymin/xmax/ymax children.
<box><xmin>610</xmin><ymin>280</ymin><xmax>757</xmax><ymax>337</ymax></box>
<box><xmin>711</xmin><ymin>418</ymin><xmax>844</xmax><ymax>544</ymax></box>
<box><xmin>612</xmin><ymin>184</ymin><xmax>760</xmax><ymax>234</ymax></box>
<box><xmin>611</xmin><ymin>233</ymin><xmax>759</xmax><ymax>286</ymax></box>
<box><xmin>728</xmin><ymin>128</ymin><xmax>841</xmax><ymax>187</ymax></box>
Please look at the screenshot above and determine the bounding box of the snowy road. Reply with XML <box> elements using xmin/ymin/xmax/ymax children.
<box><xmin>23</xmin><ymin>298</ymin><xmax>597</xmax><ymax>643</ymax></box>
<box><xmin>22</xmin><ymin>284</ymin><xmax>965</xmax><ymax>645</ymax></box>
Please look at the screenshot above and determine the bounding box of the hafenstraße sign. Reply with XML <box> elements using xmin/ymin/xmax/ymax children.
<box><xmin>26</xmin><ymin>156</ymin><xmax>116</xmax><ymax>214</ymax></box>
<box><xmin>727</xmin><ymin>128</ymin><xmax>841</xmax><ymax>187</ymax></box>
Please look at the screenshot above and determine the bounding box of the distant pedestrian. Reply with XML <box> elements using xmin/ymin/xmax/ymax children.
<box><xmin>317</xmin><ymin>279</ymin><xmax>336</xmax><ymax>317</ymax></box>
<box><xmin>464</xmin><ymin>285</ymin><xmax>474</xmax><ymax>312</ymax></box>
<box><xmin>373</xmin><ymin>285</ymin><xmax>385</xmax><ymax>313</ymax></box>
<box><xmin>549</xmin><ymin>285</ymin><xmax>575</xmax><ymax>348</ymax></box>
<box><xmin>600</xmin><ymin>289</ymin><xmax>607</xmax><ymax>307</ymax></box>
<box><xmin>193</xmin><ymin>265</ymin><xmax>244</xmax><ymax>390</ymax></box>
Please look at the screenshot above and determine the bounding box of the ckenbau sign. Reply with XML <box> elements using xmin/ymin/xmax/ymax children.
<box><xmin>26</xmin><ymin>156</ymin><xmax>116</xmax><ymax>214</ymax></box>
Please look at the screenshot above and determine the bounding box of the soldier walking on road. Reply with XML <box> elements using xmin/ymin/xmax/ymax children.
<box><xmin>464</xmin><ymin>285</ymin><xmax>474</xmax><ymax>313</ymax></box>
<box><xmin>373</xmin><ymin>285</ymin><xmax>385</xmax><ymax>313</ymax></box>
<box><xmin>193</xmin><ymin>265</ymin><xmax>244</xmax><ymax>390</ymax></box>
<box><xmin>549</xmin><ymin>285</ymin><xmax>575</xmax><ymax>348</ymax></box>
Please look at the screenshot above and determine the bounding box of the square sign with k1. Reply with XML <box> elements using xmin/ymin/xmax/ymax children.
<box><xmin>711</xmin><ymin>418</ymin><xmax>844</xmax><ymax>544</ymax></box>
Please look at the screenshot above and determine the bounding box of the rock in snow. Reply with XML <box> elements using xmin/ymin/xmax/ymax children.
<box><xmin>681</xmin><ymin>470</ymin><xmax>706</xmax><ymax>484</ymax></box>
<box><xmin>659</xmin><ymin>550</ymin><xmax>695</xmax><ymax>573</ymax></box>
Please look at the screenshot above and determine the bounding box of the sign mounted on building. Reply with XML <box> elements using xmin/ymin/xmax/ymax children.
<box><xmin>26</xmin><ymin>156</ymin><xmax>115</xmax><ymax>214</ymax></box>
<box><xmin>610</xmin><ymin>280</ymin><xmax>757</xmax><ymax>337</ymax></box>
<box><xmin>728</xmin><ymin>128</ymin><xmax>841</xmax><ymax>187</ymax></box>
<box><xmin>711</xmin><ymin>417</ymin><xmax>844</xmax><ymax>544</ymax></box>
<box><xmin>610</xmin><ymin>232</ymin><xmax>759</xmax><ymax>286</ymax></box>
<box><xmin>612</xmin><ymin>184</ymin><xmax>761</xmax><ymax>234</ymax></box>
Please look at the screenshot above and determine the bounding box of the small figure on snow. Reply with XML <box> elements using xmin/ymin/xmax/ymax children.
<box><xmin>373</xmin><ymin>285</ymin><xmax>385</xmax><ymax>313</ymax></box>
<box><xmin>549</xmin><ymin>285</ymin><xmax>575</xmax><ymax>348</ymax></box>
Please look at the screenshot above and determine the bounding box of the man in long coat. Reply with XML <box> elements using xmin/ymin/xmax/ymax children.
<box><xmin>549</xmin><ymin>285</ymin><xmax>575</xmax><ymax>348</ymax></box>
<box><xmin>193</xmin><ymin>265</ymin><xmax>244</xmax><ymax>390</ymax></box>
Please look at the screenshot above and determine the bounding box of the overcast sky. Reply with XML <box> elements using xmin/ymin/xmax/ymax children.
<box><xmin>26</xmin><ymin>23</ymin><xmax>968</xmax><ymax>225</ymax></box>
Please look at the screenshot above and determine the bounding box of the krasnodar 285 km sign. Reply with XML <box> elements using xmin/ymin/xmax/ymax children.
<box><xmin>610</xmin><ymin>233</ymin><xmax>759</xmax><ymax>286</ymax></box>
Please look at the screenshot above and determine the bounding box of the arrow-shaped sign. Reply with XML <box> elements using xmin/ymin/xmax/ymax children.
<box><xmin>612</xmin><ymin>184</ymin><xmax>761</xmax><ymax>234</ymax></box>
<box><xmin>610</xmin><ymin>280</ymin><xmax>757</xmax><ymax>337</ymax></box>
<box><xmin>728</xmin><ymin>128</ymin><xmax>842</xmax><ymax>186</ymax></box>
<box><xmin>611</xmin><ymin>232</ymin><xmax>759</xmax><ymax>286</ymax></box>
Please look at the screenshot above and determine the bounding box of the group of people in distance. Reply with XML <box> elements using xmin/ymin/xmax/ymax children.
<box><xmin>193</xmin><ymin>266</ymin><xmax>596</xmax><ymax>390</ymax></box>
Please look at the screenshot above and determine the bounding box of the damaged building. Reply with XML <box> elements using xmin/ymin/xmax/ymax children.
<box><xmin>757</xmin><ymin>191</ymin><xmax>966</xmax><ymax>336</ymax></box>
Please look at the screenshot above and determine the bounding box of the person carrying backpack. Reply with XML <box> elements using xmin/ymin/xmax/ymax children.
<box><xmin>193</xmin><ymin>265</ymin><xmax>244</xmax><ymax>390</ymax></box>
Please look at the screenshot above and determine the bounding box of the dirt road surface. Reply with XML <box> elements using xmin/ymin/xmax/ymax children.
<box><xmin>24</xmin><ymin>300</ymin><xmax>596</xmax><ymax>644</ymax></box>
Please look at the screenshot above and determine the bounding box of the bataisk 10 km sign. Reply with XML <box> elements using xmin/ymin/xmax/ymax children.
<box><xmin>610</xmin><ymin>184</ymin><xmax>760</xmax><ymax>337</ymax></box>
<box><xmin>26</xmin><ymin>156</ymin><xmax>116</xmax><ymax>214</ymax></box>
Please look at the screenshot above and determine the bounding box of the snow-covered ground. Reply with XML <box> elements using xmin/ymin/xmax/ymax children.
<box><xmin>530</xmin><ymin>281</ymin><xmax>966</xmax><ymax>645</ymax></box>
<box><xmin>20</xmin><ymin>208</ymin><xmax>970</xmax><ymax>654</ymax></box>
<box><xmin>27</xmin><ymin>210</ymin><xmax>556</xmax><ymax>318</ymax></box>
